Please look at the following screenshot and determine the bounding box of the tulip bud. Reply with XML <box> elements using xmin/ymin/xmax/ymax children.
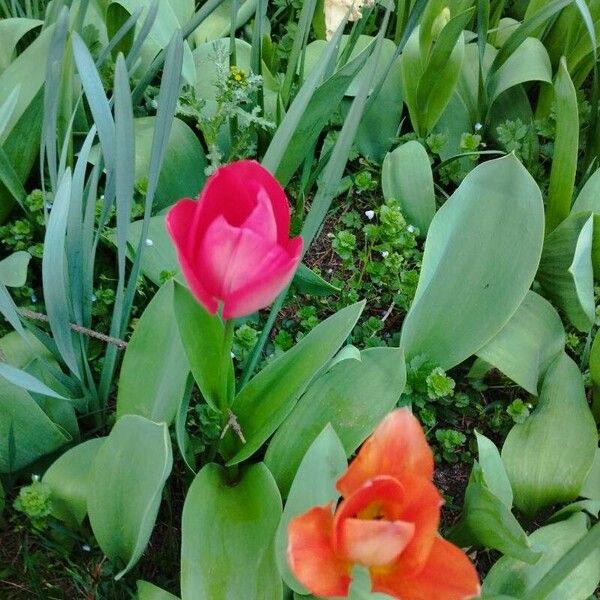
<box><xmin>166</xmin><ymin>161</ymin><xmax>303</xmax><ymax>319</ymax></box>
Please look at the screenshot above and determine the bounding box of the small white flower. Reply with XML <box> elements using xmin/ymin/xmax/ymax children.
<box><xmin>407</xmin><ymin>224</ymin><xmax>416</xmax><ymax>233</ymax></box>
<box><xmin>82</xmin><ymin>544</ymin><xmax>91</xmax><ymax>552</ymax></box>
<box><xmin>231</xmin><ymin>351</ymin><xmax>236</xmax><ymax>358</ymax></box>
<box><xmin>32</xmin><ymin>474</ymin><xmax>40</xmax><ymax>482</ymax></box>
<box><xmin>365</xmin><ymin>210</ymin><xmax>375</xmax><ymax>220</ymax></box>
<box><xmin>145</xmin><ymin>238</ymin><xmax>154</xmax><ymax>247</ymax></box>
<box><xmin>381</xmin><ymin>251</ymin><xmax>389</xmax><ymax>258</ymax></box>
<box><xmin>474</xmin><ymin>122</ymin><xmax>483</xmax><ymax>131</ymax></box>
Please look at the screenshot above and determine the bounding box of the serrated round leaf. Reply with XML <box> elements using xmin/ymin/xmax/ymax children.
<box><xmin>400</xmin><ymin>154</ymin><xmax>544</xmax><ymax>370</ymax></box>
<box><xmin>181</xmin><ymin>463</ymin><xmax>282</xmax><ymax>600</ymax></box>
<box><xmin>87</xmin><ymin>415</ymin><xmax>172</xmax><ymax>579</ymax></box>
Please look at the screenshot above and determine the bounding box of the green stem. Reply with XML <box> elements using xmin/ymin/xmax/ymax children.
<box><xmin>523</xmin><ymin>521</ymin><xmax>600</xmax><ymax>600</ymax></box>
<box><xmin>221</xmin><ymin>319</ymin><xmax>236</xmax><ymax>415</ymax></box>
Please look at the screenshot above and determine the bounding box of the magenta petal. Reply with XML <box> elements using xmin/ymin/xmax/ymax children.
<box><xmin>166</xmin><ymin>199</ymin><xmax>219</xmax><ymax>314</ymax></box>
<box><xmin>222</xmin><ymin>236</ymin><xmax>303</xmax><ymax>318</ymax></box>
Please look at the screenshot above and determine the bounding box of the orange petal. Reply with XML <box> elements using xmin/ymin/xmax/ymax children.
<box><xmin>393</xmin><ymin>473</ymin><xmax>443</xmax><ymax>574</ymax></box>
<box><xmin>337</xmin><ymin>409</ymin><xmax>434</xmax><ymax>498</ymax></box>
<box><xmin>371</xmin><ymin>537</ymin><xmax>481</xmax><ymax>600</ymax></box>
<box><xmin>342</xmin><ymin>518</ymin><xmax>415</xmax><ymax>567</ymax></box>
<box><xmin>287</xmin><ymin>505</ymin><xmax>352</xmax><ymax>598</ymax></box>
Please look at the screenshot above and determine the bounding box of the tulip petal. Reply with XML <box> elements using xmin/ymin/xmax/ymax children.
<box><xmin>241</xmin><ymin>187</ymin><xmax>278</xmax><ymax>243</ymax></box>
<box><xmin>166</xmin><ymin>199</ymin><xmax>219</xmax><ymax>314</ymax></box>
<box><xmin>392</xmin><ymin>473</ymin><xmax>442</xmax><ymax>574</ymax></box>
<box><xmin>371</xmin><ymin>537</ymin><xmax>481</xmax><ymax>600</ymax></box>
<box><xmin>342</xmin><ymin>518</ymin><xmax>415</xmax><ymax>567</ymax></box>
<box><xmin>337</xmin><ymin>409</ymin><xmax>434</xmax><ymax>498</ymax></box>
<box><xmin>288</xmin><ymin>505</ymin><xmax>352</xmax><ymax>598</ymax></box>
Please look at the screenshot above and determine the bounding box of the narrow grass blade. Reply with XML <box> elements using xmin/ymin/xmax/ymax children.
<box><xmin>42</xmin><ymin>169</ymin><xmax>80</xmax><ymax>378</ymax></box>
<box><xmin>0</xmin><ymin>147</ymin><xmax>26</xmax><ymax>208</ymax></box>
<box><xmin>72</xmin><ymin>32</ymin><xmax>116</xmax><ymax>169</ymax></box>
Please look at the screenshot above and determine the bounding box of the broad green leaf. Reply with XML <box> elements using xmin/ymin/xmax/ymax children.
<box><xmin>591</xmin><ymin>329</ymin><xmax>600</xmax><ymax>420</ymax></box>
<box><xmin>88</xmin><ymin>415</ymin><xmax>173</xmax><ymax>579</ymax></box>
<box><xmin>415</xmin><ymin>9</ymin><xmax>473</xmax><ymax>135</ymax></box>
<box><xmin>0</xmin><ymin>362</ymin><xmax>67</xmax><ymax>400</ymax></box>
<box><xmin>117</xmin><ymin>280</ymin><xmax>189</xmax><ymax>424</ymax></box>
<box><xmin>0</xmin><ymin>378</ymin><xmax>70</xmax><ymax>472</ymax></box>
<box><xmin>273</xmin><ymin>41</ymin><xmax>374</xmax><ymax>185</ymax></box>
<box><xmin>181</xmin><ymin>463</ymin><xmax>282</xmax><ymax>600</ymax></box>
<box><xmin>43</xmin><ymin>438</ymin><xmax>105</xmax><ymax>528</ymax></box>
<box><xmin>382</xmin><ymin>141</ymin><xmax>435</xmax><ymax>235</ymax></box>
<box><xmin>110</xmin><ymin>0</ymin><xmax>195</xmax><ymax>85</ymax></box>
<box><xmin>0</xmin><ymin>90</ymin><xmax>44</xmax><ymax>222</ymax></box>
<box><xmin>0</xmin><ymin>86</ymin><xmax>19</xmax><ymax>141</ymax></box>
<box><xmin>0</xmin><ymin>330</ymin><xmax>55</xmax><ymax>370</ymax></box>
<box><xmin>537</xmin><ymin>212</ymin><xmax>595</xmax><ymax>332</ymax></box>
<box><xmin>548</xmin><ymin>499</ymin><xmax>600</xmax><ymax>523</ymax></box>
<box><xmin>482</xmin><ymin>513</ymin><xmax>600</xmax><ymax>600</ymax></box>
<box><xmin>0</xmin><ymin>24</ymin><xmax>54</xmax><ymax>143</ymax></box>
<box><xmin>90</xmin><ymin>117</ymin><xmax>207</xmax><ymax>212</ymax></box>
<box><xmin>192</xmin><ymin>0</ymin><xmax>256</xmax><ymax>44</ymax></box>
<box><xmin>173</xmin><ymin>283</ymin><xmax>230</xmax><ymax>412</ymax></box>
<box><xmin>275</xmin><ymin>425</ymin><xmax>347</xmax><ymax>593</ymax></box>
<box><xmin>354</xmin><ymin>55</ymin><xmax>404</xmax><ymax>162</ymax></box>
<box><xmin>475</xmin><ymin>431</ymin><xmax>513</xmax><ymax>508</ymax></box>
<box><xmin>572</xmin><ymin>167</ymin><xmax>600</xmax><ymax>213</ymax></box>
<box><xmin>0</xmin><ymin>479</ymin><xmax>4</xmax><ymax>513</ymax></box>
<box><xmin>0</xmin><ymin>251</ymin><xmax>30</xmax><ymax>287</ymax></box>
<box><xmin>137</xmin><ymin>581</ymin><xmax>180</xmax><ymax>600</ymax></box>
<box><xmin>449</xmin><ymin>462</ymin><xmax>539</xmax><ymax>562</ymax></box>
<box><xmin>0</xmin><ymin>18</ymin><xmax>43</xmax><ymax>72</ymax></box>
<box><xmin>546</xmin><ymin>58</ymin><xmax>579</xmax><ymax>233</ymax></box>
<box><xmin>476</xmin><ymin>292</ymin><xmax>565</xmax><ymax>395</ymax></box>
<box><xmin>487</xmin><ymin>38</ymin><xmax>552</xmax><ymax>104</ymax></box>
<box><xmin>293</xmin><ymin>263</ymin><xmax>340</xmax><ymax>297</ymax></box>
<box><xmin>226</xmin><ymin>301</ymin><xmax>365</xmax><ymax>465</ymax></box>
<box><xmin>581</xmin><ymin>449</ymin><xmax>600</xmax><ymax>500</ymax></box>
<box><xmin>502</xmin><ymin>352</ymin><xmax>597</xmax><ymax>518</ymax></box>
<box><xmin>400</xmin><ymin>154</ymin><xmax>544</xmax><ymax>370</ymax></box>
<box><xmin>303</xmin><ymin>36</ymin><xmax>396</xmax><ymax>97</ymax></box>
<box><xmin>265</xmin><ymin>347</ymin><xmax>405</xmax><ymax>495</ymax></box>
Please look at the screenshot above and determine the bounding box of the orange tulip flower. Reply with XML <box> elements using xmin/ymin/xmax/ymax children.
<box><xmin>287</xmin><ymin>409</ymin><xmax>480</xmax><ymax>599</ymax></box>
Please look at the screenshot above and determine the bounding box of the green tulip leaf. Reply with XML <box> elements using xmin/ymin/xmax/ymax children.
<box><xmin>43</xmin><ymin>438</ymin><xmax>105</xmax><ymax>528</ymax></box>
<box><xmin>87</xmin><ymin>415</ymin><xmax>173</xmax><ymax>579</ymax></box>
<box><xmin>265</xmin><ymin>346</ymin><xmax>405</xmax><ymax>495</ymax></box>
<box><xmin>475</xmin><ymin>431</ymin><xmax>513</xmax><ymax>508</ymax></box>
<box><xmin>0</xmin><ymin>378</ymin><xmax>70</xmax><ymax>473</ymax></box>
<box><xmin>476</xmin><ymin>291</ymin><xmax>565</xmax><ymax>395</ymax></box>
<box><xmin>226</xmin><ymin>301</ymin><xmax>365</xmax><ymax>465</ymax></box>
<box><xmin>0</xmin><ymin>251</ymin><xmax>30</xmax><ymax>287</ymax></box>
<box><xmin>400</xmin><ymin>154</ymin><xmax>544</xmax><ymax>370</ymax></box>
<box><xmin>173</xmin><ymin>283</ymin><xmax>231</xmax><ymax>413</ymax></box>
<box><xmin>137</xmin><ymin>580</ymin><xmax>180</xmax><ymax>600</ymax></box>
<box><xmin>502</xmin><ymin>352</ymin><xmax>597</xmax><ymax>518</ymax></box>
<box><xmin>181</xmin><ymin>463</ymin><xmax>282</xmax><ymax>600</ymax></box>
<box><xmin>581</xmin><ymin>449</ymin><xmax>600</xmax><ymax>500</ymax></box>
<box><xmin>293</xmin><ymin>263</ymin><xmax>341</xmax><ymax>297</ymax></box>
<box><xmin>275</xmin><ymin>425</ymin><xmax>347</xmax><ymax>593</ymax></box>
<box><xmin>117</xmin><ymin>280</ymin><xmax>189</xmax><ymax>424</ymax></box>
<box><xmin>382</xmin><ymin>141</ymin><xmax>436</xmax><ymax>236</ymax></box>
<box><xmin>482</xmin><ymin>513</ymin><xmax>600</xmax><ymax>600</ymax></box>
<box><xmin>448</xmin><ymin>463</ymin><xmax>539</xmax><ymax>563</ymax></box>
<box><xmin>537</xmin><ymin>212</ymin><xmax>595</xmax><ymax>332</ymax></box>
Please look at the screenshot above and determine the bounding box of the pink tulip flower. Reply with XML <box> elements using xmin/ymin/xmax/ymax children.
<box><xmin>166</xmin><ymin>160</ymin><xmax>303</xmax><ymax>319</ymax></box>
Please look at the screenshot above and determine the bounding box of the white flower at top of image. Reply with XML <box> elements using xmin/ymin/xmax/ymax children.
<box><xmin>364</xmin><ymin>209</ymin><xmax>375</xmax><ymax>220</ymax></box>
<box><xmin>325</xmin><ymin>0</ymin><xmax>375</xmax><ymax>40</ymax></box>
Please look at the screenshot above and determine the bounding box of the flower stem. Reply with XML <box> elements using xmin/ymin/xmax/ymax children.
<box><xmin>221</xmin><ymin>319</ymin><xmax>236</xmax><ymax>416</ymax></box>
